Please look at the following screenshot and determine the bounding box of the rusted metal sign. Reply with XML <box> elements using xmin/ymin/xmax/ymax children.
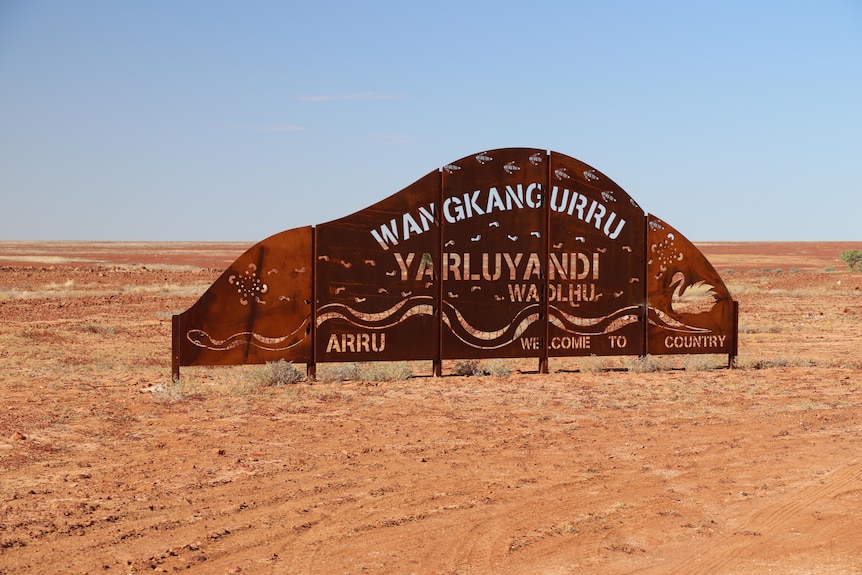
<box><xmin>172</xmin><ymin>148</ymin><xmax>738</xmax><ymax>378</ymax></box>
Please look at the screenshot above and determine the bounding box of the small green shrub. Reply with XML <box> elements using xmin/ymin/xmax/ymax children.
<box><xmin>840</xmin><ymin>250</ymin><xmax>862</xmax><ymax>271</ymax></box>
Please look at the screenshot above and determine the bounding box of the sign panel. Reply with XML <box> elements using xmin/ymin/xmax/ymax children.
<box><xmin>315</xmin><ymin>171</ymin><xmax>440</xmax><ymax>362</ymax></box>
<box><xmin>646</xmin><ymin>216</ymin><xmax>737</xmax><ymax>356</ymax></box>
<box><xmin>172</xmin><ymin>226</ymin><xmax>313</xmax><ymax>370</ymax></box>
<box><xmin>547</xmin><ymin>152</ymin><xmax>646</xmax><ymax>357</ymax></box>
<box><xmin>441</xmin><ymin>148</ymin><xmax>547</xmax><ymax>359</ymax></box>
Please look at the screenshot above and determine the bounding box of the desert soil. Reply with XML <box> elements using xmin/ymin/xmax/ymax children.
<box><xmin>1</xmin><ymin>240</ymin><xmax>861</xmax><ymax>574</ymax></box>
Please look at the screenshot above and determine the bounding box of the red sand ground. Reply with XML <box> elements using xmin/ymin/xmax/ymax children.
<box><xmin>1</xmin><ymin>241</ymin><xmax>861</xmax><ymax>574</ymax></box>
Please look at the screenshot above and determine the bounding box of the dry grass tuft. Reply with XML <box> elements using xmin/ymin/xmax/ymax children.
<box><xmin>316</xmin><ymin>361</ymin><xmax>414</xmax><ymax>383</ymax></box>
<box><xmin>247</xmin><ymin>359</ymin><xmax>305</xmax><ymax>387</ymax></box>
<box><xmin>452</xmin><ymin>360</ymin><xmax>485</xmax><ymax>377</ymax></box>
<box><xmin>623</xmin><ymin>356</ymin><xmax>662</xmax><ymax>373</ymax></box>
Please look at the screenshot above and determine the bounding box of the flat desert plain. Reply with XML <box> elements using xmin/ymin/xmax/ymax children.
<box><xmin>1</xmin><ymin>241</ymin><xmax>861</xmax><ymax>575</ymax></box>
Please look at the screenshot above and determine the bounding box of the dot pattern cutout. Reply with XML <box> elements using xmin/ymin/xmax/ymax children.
<box><xmin>651</xmin><ymin>232</ymin><xmax>684</xmax><ymax>274</ymax></box>
<box><xmin>229</xmin><ymin>263</ymin><xmax>268</xmax><ymax>306</ymax></box>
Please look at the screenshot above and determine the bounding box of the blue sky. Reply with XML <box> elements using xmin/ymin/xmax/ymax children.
<box><xmin>1</xmin><ymin>1</ymin><xmax>860</xmax><ymax>242</ymax></box>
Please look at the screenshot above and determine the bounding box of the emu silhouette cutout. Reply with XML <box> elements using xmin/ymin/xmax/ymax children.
<box><xmin>172</xmin><ymin>148</ymin><xmax>738</xmax><ymax>378</ymax></box>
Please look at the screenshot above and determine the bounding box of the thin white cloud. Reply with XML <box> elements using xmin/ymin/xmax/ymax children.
<box><xmin>259</xmin><ymin>124</ymin><xmax>307</xmax><ymax>132</ymax></box>
<box><xmin>215</xmin><ymin>123</ymin><xmax>307</xmax><ymax>132</ymax></box>
<box><xmin>296</xmin><ymin>92</ymin><xmax>406</xmax><ymax>102</ymax></box>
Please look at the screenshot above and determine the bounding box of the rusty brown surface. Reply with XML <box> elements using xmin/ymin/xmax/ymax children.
<box><xmin>315</xmin><ymin>171</ymin><xmax>440</xmax><ymax>362</ymax></box>
<box><xmin>173</xmin><ymin>226</ymin><xmax>313</xmax><ymax>373</ymax></box>
<box><xmin>646</xmin><ymin>215</ymin><xmax>736</xmax><ymax>355</ymax></box>
<box><xmin>440</xmin><ymin>148</ymin><xmax>547</xmax><ymax>359</ymax></box>
<box><xmin>172</xmin><ymin>149</ymin><xmax>737</xmax><ymax>375</ymax></box>
<box><xmin>547</xmin><ymin>152</ymin><xmax>646</xmax><ymax>357</ymax></box>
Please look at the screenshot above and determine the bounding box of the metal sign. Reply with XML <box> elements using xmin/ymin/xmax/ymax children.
<box><xmin>172</xmin><ymin>148</ymin><xmax>738</xmax><ymax>378</ymax></box>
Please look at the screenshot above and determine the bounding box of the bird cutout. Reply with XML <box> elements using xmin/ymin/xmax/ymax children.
<box><xmin>378</xmin><ymin>288</ymin><xmax>388</xmax><ymax>294</ymax></box>
<box><xmin>471</xmin><ymin>286</ymin><xmax>481</xmax><ymax>292</ymax></box>
<box><xmin>475</xmin><ymin>152</ymin><xmax>493</xmax><ymax>164</ymax></box>
<box><xmin>595</xmin><ymin>293</ymin><xmax>603</xmax><ymax>300</ymax></box>
<box><xmin>386</xmin><ymin>270</ymin><xmax>397</xmax><ymax>277</ymax></box>
<box><xmin>583</xmin><ymin>169</ymin><xmax>599</xmax><ymax>181</ymax></box>
<box><xmin>494</xmin><ymin>295</ymin><xmax>505</xmax><ymax>301</ymax></box>
<box><xmin>294</xmin><ymin>266</ymin><xmax>306</xmax><ymax>273</ymax></box>
<box><xmin>304</xmin><ymin>299</ymin><xmax>311</xmax><ymax>305</ymax></box>
<box><xmin>622</xmin><ymin>246</ymin><xmax>633</xmax><ymax>252</ymax></box>
<box><xmin>503</xmin><ymin>161</ymin><xmax>520</xmax><ymax>174</ymax></box>
<box><xmin>318</xmin><ymin>255</ymin><xmax>330</xmax><ymax>261</ymax></box>
<box><xmin>448</xmin><ymin>292</ymin><xmax>459</xmax><ymax>299</ymax></box>
<box><xmin>629</xmin><ymin>278</ymin><xmax>640</xmax><ymax>283</ymax></box>
<box><xmin>614</xmin><ymin>291</ymin><xmax>624</xmax><ymax>298</ymax></box>
<box><xmin>575</xmin><ymin>236</ymin><xmax>585</xmax><ymax>242</ymax></box>
<box><xmin>279</xmin><ymin>296</ymin><xmax>291</xmax><ymax>302</ymax></box>
<box><xmin>630</xmin><ymin>198</ymin><xmax>640</xmax><ymax>208</ymax></box>
<box><xmin>401</xmin><ymin>291</ymin><xmax>412</xmax><ymax>297</ymax></box>
<box><xmin>471</xmin><ymin>234</ymin><xmax>482</xmax><ymax>242</ymax></box>
<box><xmin>554</xmin><ymin>168</ymin><xmax>571</xmax><ymax>180</ymax></box>
<box><xmin>425</xmin><ymin>282</ymin><xmax>434</xmax><ymax>288</ymax></box>
<box><xmin>597</xmin><ymin>247</ymin><xmax>607</xmax><ymax>253</ymax></box>
<box><xmin>529</xmin><ymin>152</ymin><xmax>543</xmax><ymax>165</ymax></box>
<box><xmin>649</xmin><ymin>220</ymin><xmax>665</xmax><ymax>232</ymax></box>
<box><xmin>354</xmin><ymin>297</ymin><xmax>366</xmax><ymax>303</ymax></box>
<box><xmin>530</xmin><ymin>231</ymin><xmax>540</xmax><ymax>238</ymax></box>
<box><xmin>601</xmin><ymin>191</ymin><xmax>617</xmax><ymax>202</ymax></box>
<box><xmin>443</xmin><ymin>164</ymin><xmax>461</xmax><ymax>173</ymax></box>
<box><xmin>507</xmin><ymin>234</ymin><xmax>518</xmax><ymax>241</ymax></box>
<box><xmin>341</xmin><ymin>261</ymin><xmax>352</xmax><ymax>269</ymax></box>
<box><xmin>488</xmin><ymin>221</ymin><xmax>500</xmax><ymax>228</ymax></box>
<box><xmin>364</xmin><ymin>259</ymin><xmax>376</xmax><ymax>266</ymax></box>
<box><xmin>553</xmin><ymin>242</ymin><xmax>563</xmax><ymax>249</ymax></box>
<box><xmin>267</xmin><ymin>268</ymin><xmax>279</xmax><ymax>275</ymax></box>
<box><xmin>445</xmin><ymin>239</ymin><xmax>455</xmax><ymax>247</ymax></box>
<box><xmin>335</xmin><ymin>286</ymin><xmax>346</xmax><ymax>294</ymax></box>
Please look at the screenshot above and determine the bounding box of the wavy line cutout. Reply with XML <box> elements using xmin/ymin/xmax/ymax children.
<box><xmin>549</xmin><ymin>306</ymin><xmax>641</xmax><ymax>336</ymax></box>
<box><xmin>647</xmin><ymin>307</ymin><xmax>711</xmax><ymax>333</ymax></box>
<box><xmin>187</xmin><ymin>317</ymin><xmax>310</xmax><ymax>351</ymax></box>
<box><xmin>316</xmin><ymin>295</ymin><xmax>435</xmax><ymax>328</ymax></box>
<box><xmin>442</xmin><ymin>304</ymin><xmax>543</xmax><ymax>349</ymax></box>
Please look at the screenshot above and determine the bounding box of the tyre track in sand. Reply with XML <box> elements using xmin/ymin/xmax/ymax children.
<box><xmin>636</xmin><ymin>460</ymin><xmax>862</xmax><ymax>574</ymax></box>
